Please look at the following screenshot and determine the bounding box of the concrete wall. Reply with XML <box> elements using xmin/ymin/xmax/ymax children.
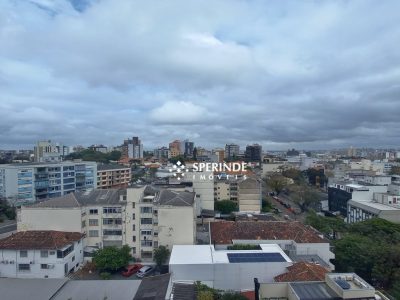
<box><xmin>18</xmin><ymin>207</ymin><xmax>82</xmax><ymax>233</ymax></box>
<box><xmin>158</xmin><ymin>205</ymin><xmax>196</xmax><ymax>250</ymax></box>
<box><xmin>259</xmin><ymin>283</ymin><xmax>288</xmax><ymax>299</ymax></box>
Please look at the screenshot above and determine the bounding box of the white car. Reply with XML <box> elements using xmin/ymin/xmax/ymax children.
<box><xmin>136</xmin><ymin>266</ymin><xmax>154</xmax><ymax>278</ymax></box>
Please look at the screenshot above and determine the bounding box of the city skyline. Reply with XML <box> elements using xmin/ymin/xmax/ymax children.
<box><xmin>1</xmin><ymin>0</ymin><xmax>400</xmax><ymax>150</ymax></box>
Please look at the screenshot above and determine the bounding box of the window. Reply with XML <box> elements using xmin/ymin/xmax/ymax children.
<box><xmin>89</xmin><ymin>209</ymin><xmax>98</xmax><ymax>215</ymax></box>
<box><xmin>89</xmin><ymin>219</ymin><xmax>98</xmax><ymax>226</ymax></box>
<box><xmin>132</xmin><ymin>213</ymin><xmax>135</xmax><ymax>220</ymax></box>
<box><xmin>141</xmin><ymin>230</ymin><xmax>152</xmax><ymax>236</ymax></box>
<box><xmin>103</xmin><ymin>229</ymin><xmax>122</xmax><ymax>236</ymax></box>
<box><xmin>154</xmin><ymin>241</ymin><xmax>158</xmax><ymax>248</ymax></box>
<box><xmin>49</xmin><ymin>251</ymin><xmax>55</xmax><ymax>255</ymax></box>
<box><xmin>40</xmin><ymin>250</ymin><xmax>48</xmax><ymax>258</ymax></box>
<box><xmin>154</xmin><ymin>231</ymin><xmax>158</xmax><ymax>237</ymax></box>
<box><xmin>132</xmin><ymin>247</ymin><xmax>136</xmax><ymax>254</ymax></box>
<box><xmin>140</xmin><ymin>207</ymin><xmax>152</xmax><ymax>213</ymax></box>
<box><xmin>132</xmin><ymin>202</ymin><xmax>135</xmax><ymax>208</ymax></box>
<box><xmin>89</xmin><ymin>230</ymin><xmax>99</xmax><ymax>237</ymax></box>
<box><xmin>18</xmin><ymin>264</ymin><xmax>30</xmax><ymax>271</ymax></box>
<box><xmin>72</xmin><ymin>256</ymin><xmax>75</xmax><ymax>262</ymax></box>
<box><xmin>141</xmin><ymin>218</ymin><xmax>152</xmax><ymax>225</ymax></box>
<box><xmin>133</xmin><ymin>236</ymin><xmax>136</xmax><ymax>242</ymax></box>
<box><xmin>41</xmin><ymin>264</ymin><xmax>48</xmax><ymax>269</ymax></box>
<box><xmin>141</xmin><ymin>240</ymin><xmax>153</xmax><ymax>247</ymax></box>
<box><xmin>103</xmin><ymin>207</ymin><xmax>122</xmax><ymax>214</ymax></box>
<box><xmin>132</xmin><ymin>224</ymin><xmax>136</xmax><ymax>231</ymax></box>
<box><xmin>57</xmin><ymin>244</ymin><xmax>74</xmax><ymax>258</ymax></box>
<box><xmin>20</xmin><ymin>250</ymin><xmax>28</xmax><ymax>257</ymax></box>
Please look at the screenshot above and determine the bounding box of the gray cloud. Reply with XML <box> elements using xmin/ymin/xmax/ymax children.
<box><xmin>1</xmin><ymin>0</ymin><xmax>400</xmax><ymax>150</ymax></box>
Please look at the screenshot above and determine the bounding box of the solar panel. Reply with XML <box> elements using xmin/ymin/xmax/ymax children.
<box><xmin>335</xmin><ymin>279</ymin><xmax>351</xmax><ymax>290</ymax></box>
<box><xmin>227</xmin><ymin>252</ymin><xmax>286</xmax><ymax>263</ymax></box>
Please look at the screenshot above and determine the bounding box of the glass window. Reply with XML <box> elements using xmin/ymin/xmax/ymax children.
<box><xmin>20</xmin><ymin>250</ymin><xmax>28</xmax><ymax>257</ymax></box>
<box><xmin>141</xmin><ymin>218</ymin><xmax>152</xmax><ymax>225</ymax></box>
<box><xmin>89</xmin><ymin>230</ymin><xmax>99</xmax><ymax>237</ymax></box>
<box><xmin>40</xmin><ymin>250</ymin><xmax>48</xmax><ymax>258</ymax></box>
<box><xmin>89</xmin><ymin>219</ymin><xmax>98</xmax><ymax>226</ymax></box>
<box><xmin>89</xmin><ymin>209</ymin><xmax>98</xmax><ymax>215</ymax></box>
<box><xmin>18</xmin><ymin>264</ymin><xmax>30</xmax><ymax>271</ymax></box>
<box><xmin>41</xmin><ymin>264</ymin><xmax>48</xmax><ymax>269</ymax></box>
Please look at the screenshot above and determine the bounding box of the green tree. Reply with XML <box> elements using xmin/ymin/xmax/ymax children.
<box><xmin>266</xmin><ymin>174</ymin><xmax>287</xmax><ymax>195</ymax></box>
<box><xmin>282</xmin><ymin>169</ymin><xmax>304</xmax><ymax>184</ymax></box>
<box><xmin>93</xmin><ymin>245</ymin><xmax>131</xmax><ymax>272</ymax></box>
<box><xmin>305</xmin><ymin>210</ymin><xmax>347</xmax><ymax>236</ymax></box>
<box><xmin>153</xmin><ymin>245</ymin><xmax>170</xmax><ymax>267</ymax></box>
<box><xmin>215</xmin><ymin>200</ymin><xmax>238</xmax><ymax>214</ymax></box>
<box><xmin>289</xmin><ymin>184</ymin><xmax>320</xmax><ymax>212</ymax></box>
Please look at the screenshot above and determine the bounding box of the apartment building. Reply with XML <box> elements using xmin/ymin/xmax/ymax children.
<box><xmin>97</xmin><ymin>164</ymin><xmax>131</xmax><ymax>189</ymax></box>
<box><xmin>153</xmin><ymin>147</ymin><xmax>170</xmax><ymax>160</ymax></box>
<box><xmin>225</xmin><ymin>144</ymin><xmax>240</xmax><ymax>159</ymax></box>
<box><xmin>18</xmin><ymin>186</ymin><xmax>196</xmax><ymax>260</ymax></box>
<box><xmin>214</xmin><ymin>177</ymin><xmax>261</xmax><ymax>213</ymax></box>
<box><xmin>122</xmin><ymin>137</ymin><xmax>143</xmax><ymax>160</ymax></box>
<box><xmin>0</xmin><ymin>161</ymin><xmax>97</xmax><ymax>204</ymax></box>
<box><xmin>34</xmin><ymin>140</ymin><xmax>69</xmax><ymax>163</ymax></box>
<box><xmin>169</xmin><ymin>140</ymin><xmax>182</xmax><ymax>158</ymax></box>
<box><xmin>245</xmin><ymin>144</ymin><xmax>262</xmax><ymax>162</ymax></box>
<box><xmin>0</xmin><ymin>231</ymin><xmax>83</xmax><ymax>278</ymax></box>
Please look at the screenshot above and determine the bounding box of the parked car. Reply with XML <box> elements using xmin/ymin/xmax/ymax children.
<box><xmin>136</xmin><ymin>266</ymin><xmax>155</xmax><ymax>278</ymax></box>
<box><xmin>121</xmin><ymin>264</ymin><xmax>143</xmax><ymax>277</ymax></box>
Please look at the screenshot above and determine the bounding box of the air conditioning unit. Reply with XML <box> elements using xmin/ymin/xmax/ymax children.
<box><xmin>30</xmin><ymin>261</ymin><xmax>34</xmax><ymax>264</ymax></box>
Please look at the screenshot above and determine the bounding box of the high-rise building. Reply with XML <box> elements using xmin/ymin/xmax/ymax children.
<box><xmin>154</xmin><ymin>147</ymin><xmax>170</xmax><ymax>160</ymax></box>
<box><xmin>212</xmin><ymin>148</ymin><xmax>225</xmax><ymax>162</ymax></box>
<box><xmin>348</xmin><ymin>146</ymin><xmax>357</xmax><ymax>157</ymax></box>
<box><xmin>0</xmin><ymin>161</ymin><xmax>97</xmax><ymax>205</ymax></box>
<box><xmin>225</xmin><ymin>144</ymin><xmax>240</xmax><ymax>159</ymax></box>
<box><xmin>169</xmin><ymin>140</ymin><xmax>182</xmax><ymax>157</ymax></box>
<box><xmin>184</xmin><ymin>140</ymin><xmax>194</xmax><ymax>157</ymax></box>
<box><xmin>122</xmin><ymin>137</ymin><xmax>143</xmax><ymax>160</ymax></box>
<box><xmin>34</xmin><ymin>140</ymin><xmax>69</xmax><ymax>163</ymax></box>
<box><xmin>245</xmin><ymin>144</ymin><xmax>262</xmax><ymax>162</ymax></box>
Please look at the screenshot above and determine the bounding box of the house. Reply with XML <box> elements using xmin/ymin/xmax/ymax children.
<box><xmin>97</xmin><ymin>164</ymin><xmax>131</xmax><ymax>189</ymax></box>
<box><xmin>274</xmin><ymin>261</ymin><xmax>329</xmax><ymax>282</ymax></box>
<box><xmin>0</xmin><ymin>231</ymin><xmax>83</xmax><ymax>278</ymax></box>
<box><xmin>210</xmin><ymin>221</ymin><xmax>334</xmax><ymax>268</ymax></box>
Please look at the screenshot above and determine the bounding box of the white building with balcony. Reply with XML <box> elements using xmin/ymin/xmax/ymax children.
<box><xmin>0</xmin><ymin>231</ymin><xmax>83</xmax><ymax>278</ymax></box>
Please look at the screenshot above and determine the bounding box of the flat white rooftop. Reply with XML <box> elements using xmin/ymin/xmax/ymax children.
<box><xmin>169</xmin><ymin>244</ymin><xmax>291</xmax><ymax>265</ymax></box>
<box><xmin>349</xmin><ymin>200</ymin><xmax>400</xmax><ymax>211</ymax></box>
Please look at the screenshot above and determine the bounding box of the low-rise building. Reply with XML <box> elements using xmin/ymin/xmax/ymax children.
<box><xmin>210</xmin><ymin>221</ymin><xmax>334</xmax><ymax>269</ymax></box>
<box><xmin>169</xmin><ymin>244</ymin><xmax>292</xmax><ymax>291</ymax></box>
<box><xmin>0</xmin><ymin>231</ymin><xmax>83</xmax><ymax>278</ymax></box>
<box><xmin>97</xmin><ymin>164</ymin><xmax>131</xmax><ymax>189</ymax></box>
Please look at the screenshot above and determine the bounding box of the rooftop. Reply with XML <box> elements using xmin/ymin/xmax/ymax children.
<box><xmin>210</xmin><ymin>221</ymin><xmax>327</xmax><ymax>244</ymax></box>
<box><xmin>169</xmin><ymin>244</ymin><xmax>291</xmax><ymax>265</ymax></box>
<box><xmin>28</xmin><ymin>189</ymin><xmax>124</xmax><ymax>208</ymax></box>
<box><xmin>134</xmin><ymin>273</ymin><xmax>171</xmax><ymax>300</ymax></box>
<box><xmin>171</xmin><ymin>282</ymin><xmax>197</xmax><ymax>300</ymax></box>
<box><xmin>97</xmin><ymin>164</ymin><xmax>130</xmax><ymax>171</ymax></box>
<box><xmin>289</xmin><ymin>282</ymin><xmax>338</xmax><ymax>300</ymax></box>
<box><xmin>0</xmin><ymin>231</ymin><xmax>83</xmax><ymax>250</ymax></box>
<box><xmin>274</xmin><ymin>262</ymin><xmax>329</xmax><ymax>282</ymax></box>
<box><xmin>156</xmin><ymin>189</ymin><xmax>195</xmax><ymax>206</ymax></box>
<box><xmin>349</xmin><ymin>199</ymin><xmax>400</xmax><ymax>212</ymax></box>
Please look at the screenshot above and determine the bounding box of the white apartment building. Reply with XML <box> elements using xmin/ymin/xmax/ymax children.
<box><xmin>0</xmin><ymin>161</ymin><xmax>97</xmax><ymax>205</ymax></box>
<box><xmin>18</xmin><ymin>186</ymin><xmax>196</xmax><ymax>260</ymax></box>
<box><xmin>34</xmin><ymin>140</ymin><xmax>69</xmax><ymax>163</ymax></box>
<box><xmin>0</xmin><ymin>231</ymin><xmax>83</xmax><ymax>278</ymax></box>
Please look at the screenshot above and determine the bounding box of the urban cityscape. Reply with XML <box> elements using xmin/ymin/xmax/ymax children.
<box><xmin>1</xmin><ymin>1</ymin><xmax>400</xmax><ymax>300</ymax></box>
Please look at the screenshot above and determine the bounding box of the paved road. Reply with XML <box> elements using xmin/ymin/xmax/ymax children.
<box><xmin>0</xmin><ymin>221</ymin><xmax>17</xmax><ymax>234</ymax></box>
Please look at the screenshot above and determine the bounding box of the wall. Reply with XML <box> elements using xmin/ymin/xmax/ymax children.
<box><xmin>158</xmin><ymin>205</ymin><xmax>196</xmax><ymax>250</ymax></box>
<box><xmin>259</xmin><ymin>283</ymin><xmax>288</xmax><ymax>299</ymax></box>
<box><xmin>18</xmin><ymin>208</ymin><xmax>82</xmax><ymax>232</ymax></box>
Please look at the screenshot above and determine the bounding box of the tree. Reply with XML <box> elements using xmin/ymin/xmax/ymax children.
<box><xmin>153</xmin><ymin>245</ymin><xmax>170</xmax><ymax>267</ymax></box>
<box><xmin>390</xmin><ymin>166</ymin><xmax>400</xmax><ymax>175</ymax></box>
<box><xmin>93</xmin><ymin>245</ymin><xmax>131</xmax><ymax>272</ymax></box>
<box><xmin>289</xmin><ymin>184</ymin><xmax>320</xmax><ymax>212</ymax></box>
<box><xmin>305</xmin><ymin>210</ymin><xmax>347</xmax><ymax>237</ymax></box>
<box><xmin>215</xmin><ymin>200</ymin><xmax>238</xmax><ymax>214</ymax></box>
<box><xmin>282</xmin><ymin>169</ymin><xmax>304</xmax><ymax>184</ymax></box>
<box><xmin>266</xmin><ymin>174</ymin><xmax>287</xmax><ymax>195</ymax></box>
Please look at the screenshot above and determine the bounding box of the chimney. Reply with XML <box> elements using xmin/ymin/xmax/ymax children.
<box><xmin>254</xmin><ymin>278</ymin><xmax>260</xmax><ymax>300</ymax></box>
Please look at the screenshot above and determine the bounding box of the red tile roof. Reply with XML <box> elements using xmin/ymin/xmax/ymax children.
<box><xmin>210</xmin><ymin>221</ymin><xmax>327</xmax><ymax>244</ymax></box>
<box><xmin>0</xmin><ymin>231</ymin><xmax>83</xmax><ymax>250</ymax></box>
<box><xmin>241</xmin><ymin>291</ymin><xmax>255</xmax><ymax>300</ymax></box>
<box><xmin>274</xmin><ymin>262</ymin><xmax>329</xmax><ymax>282</ymax></box>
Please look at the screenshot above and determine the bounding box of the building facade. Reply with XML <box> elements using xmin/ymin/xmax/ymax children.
<box><xmin>169</xmin><ymin>140</ymin><xmax>182</xmax><ymax>158</ymax></box>
<box><xmin>34</xmin><ymin>140</ymin><xmax>69</xmax><ymax>163</ymax></box>
<box><xmin>245</xmin><ymin>144</ymin><xmax>262</xmax><ymax>162</ymax></box>
<box><xmin>97</xmin><ymin>164</ymin><xmax>131</xmax><ymax>189</ymax></box>
<box><xmin>122</xmin><ymin>137</ymin><xmax>143</xmax><ymax>160</ymax></box>
<box><xmin>225</xmin><ymin>144</ymin><xmax>240</xmax><ymax>159</ymax></box>
<box><xmin>0</xmin><ymin>231</ymin><xmax>83</xmax><ymax>278</ymax></box>
<box><xmin>0</xmin><ymin>162</ymin><xmax>97</xmax><ymax>204</ymax></box>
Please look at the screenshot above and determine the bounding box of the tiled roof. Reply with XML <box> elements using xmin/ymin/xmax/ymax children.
<box><xmin>171</xmin><ymin>282</ymin><xmax>197</xmax><ymax>300</ymax></box>
<box><xmin>274</xmin><ymin>262</ymin><xmax>329</xmax><ymax>282</ymax></box>
<box><xmin>134</xmin><ymin>273</ymin><xmax>170</xmax><ymax>300</ymax></box>
<box><xmin>0</xmin><ymin>231</ymin><xmax>83</xmax><ymax>250</ymax></box>
<box><xmin>156</xmin><ymin>190</ymin><xmax>195</xmax><ymax>206</ymax></box>
<box><xmin>210</xmin><ymin>221</ymin><xmax>327</xmax><ymax>244</ymax></box>
<box><xmin>29</xmin><ymin>193</ymin><xmax>80</xmax><ymax>208</ymax></box>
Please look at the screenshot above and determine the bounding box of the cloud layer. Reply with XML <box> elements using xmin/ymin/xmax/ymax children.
<box><xmin>1</xmin><ymin>0</ymin><xmax>400</xmax><ymax>150</ymax></box>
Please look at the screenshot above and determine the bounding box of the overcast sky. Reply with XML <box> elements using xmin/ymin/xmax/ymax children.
<box><xmin>1</xmin><ymin>0</ymin><xmax>400</xmax><ymax>150</ymax></box>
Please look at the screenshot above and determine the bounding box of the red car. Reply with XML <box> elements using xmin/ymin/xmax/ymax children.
<box><xmin>121</xmin><ymin>264</ymin><xmax>143</xmax><ymax>277</ymax></box>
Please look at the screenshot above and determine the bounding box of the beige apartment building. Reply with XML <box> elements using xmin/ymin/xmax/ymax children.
<box><xmin>17</xmin><ymin>186</ymin><xmax>197</xmax><ymax>260</ymax></box>
<box><xmin>97</xmin><ymin>164</ymin><xmax>131</xmax><ymax>189</ymax></box>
